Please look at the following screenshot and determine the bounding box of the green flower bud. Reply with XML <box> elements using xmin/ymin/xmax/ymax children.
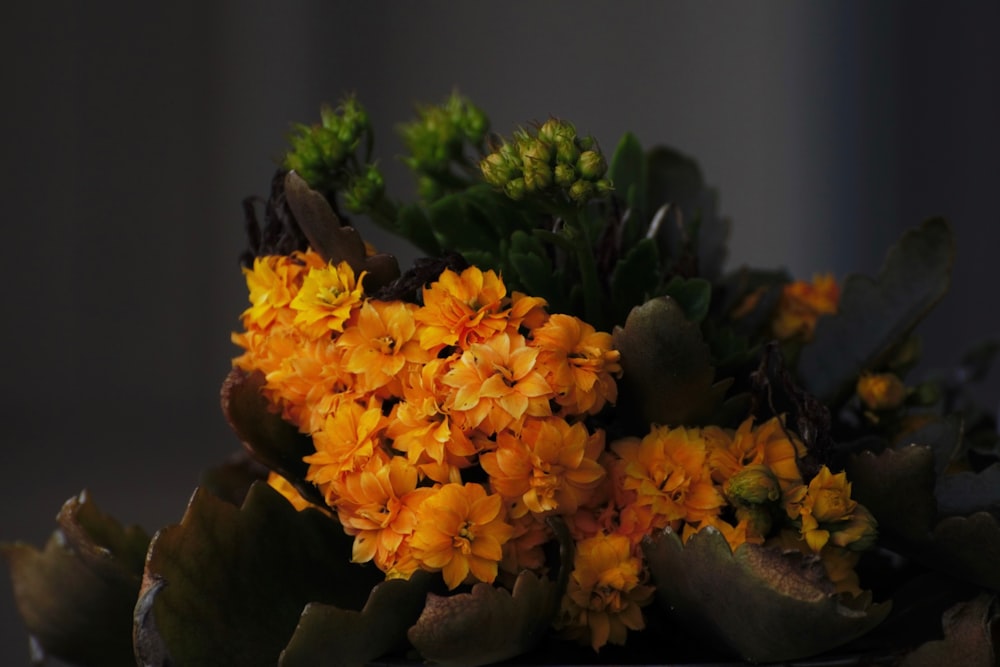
<box><xmin>480</xmin><ymin>152</ymin><xmax>512</xmax><ymax>187</ymax></box>
<box><xmin>567</xmin><ymin>179</ymin><xmax>595</xmax><ymax>204</ymax></box>
<box><xmin>343</xmin><ymin>164</ymin><xmax>385</xmax><ymax>213</ymax></box>
<box><xmin>522</xmin><ymin>161</ymin><xmax>553</xmax><ymax>192</ymax></box>
<box><xmin>554</xmin><ymin>135</ymin><xmax>580</xmax><ymax>165</ymax></box>
<box><xmin>554</xmin><ymin>163</ymin><xmax>576</xmax><ymax>188</ymax></box>
<box><xmin>504</xmin><ymin>177</ymin><xmax>527</xmax><ymax>201</ymax></box>
<box><xmin>724</xmin><ymin>464</ymin><xmax>781</xmax><ymax>507</ymax></box>
<box><xmin>830</xmin><ymin>505</ymin><xmax>878</xmax><ymax>552</ymax></box>
<box><xmin>577</xmin><ymin>150</ymin><xmax>607</xmax><ymax>180</ymax></box>
<box><xmin>460</xmin><ymin>105</ymin><xmax>489</xmax><ymax>144</ymax></box>
<box><xmin>595</xmin><ymin>178</ymin><xmax>614</xmax><ymax>195</ymax></box>
<box><xmin>522</xmin><ymin>140</ymin><xmax>554</xmax><ymax>167</ymax></box>
<box><xmin>735</xmin><ymin>505</ymin><xmax>774</xmax><ymax>538</ymax></box>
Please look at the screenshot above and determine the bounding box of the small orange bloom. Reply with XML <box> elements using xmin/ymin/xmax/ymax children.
<box><xmin>856</xmin><ymin>372</ymin><xmax>907</xmax><ymax>411</ymax></box>
<box><xmin>335</xmin><ymin>300</ymin><xmax>431</xmax><ymax>394</ymax></box>
<box><xmin>416</xmin><ymin>266</ymin><xmax>510</xmax><ymax>349</ymax></box>
<box><xmin>772</xmin><ymin>273</ymin><xmax>839</xmax><ymax>341</ymax></box>
<box><xmin>612</xmin><ymin>426</ymin><xmax>724</xmax><ymax>530</ymax></box>
<box><xmin>441</xmin><ymin>332</ymin><xmax>553</xmax><ymax>434</ymax></box>
<box><xmin>304</xmin><ymin>396</ymin><xmax>388</xmax><ymax>501</ymax></box>
<box><xmin>706</xmin><ymin>416</ymin><xmax>806</xmax><ymax>494</ymax></box>
<box><xmin>784</xmin><ymin>466</ymin><xmax>859</xmax><ymax>552</ymax></box>
<box><xmin>531</xmin><ymin>313</ymin><xmax>621</xmax><ymax>415</ymax></box>
<box><xmin>290</xmin><ymin>260</ymin><xmax>366</xmax><ymax>338</ymax></box>
<box><xmin>481</xmin><ymin>416</ymin><xmax>606</xmax><ymax>518</ymax></box>
<box><xmin>409</xmin><ymin>483</ymin><xmax>515</xmax><ymax>589</ymax></box>
<box><xmin>240</xmin><ymin>251</ymin><xmax>325</xmax><ymax>332</ymax></box>
<box><xmin>555</xmin><ymin>533</ymin><xmax>654</xmax><ymax>651</ymax></box>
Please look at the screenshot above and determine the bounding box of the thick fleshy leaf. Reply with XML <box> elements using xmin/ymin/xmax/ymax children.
<box><xmin>935</xmin><ymin>463</ymin><xmax>1000</xmax><ymax>518</ymax></box>
<box><xmin>2</xmin><ymin>491</ymin><xmax>149</xmax><ymax>667</ymax></box>
<box><xmin>610</xmin><ymin>237</ymin><xmax>660</xmax><ymax>325</ymax></box>
<box><xmin>901</xmin><ymin>593</ymin><xmax>998</xmax><ymax>666</ymax></box>
<box><xmin>848</xmin><ymin>445</ymin><xmax>938</xmax><ymax>543</ymax></box>
<box><xmin>220</xmin><ymin>367</ymin><xmax>326</xmax><ymax>508</ymax></box>
<box><xmin>279</xmin><ymin>572</ymin><xmax>432</xmax><ymax>667</ymax></box>
<box><xmin>660</xmin><ymin>276</ymin><xmax>712</xmax><ymax>323</ymax></box>
<box><xmin>799</xmin><ymin>218</ymin><xmax>954</xmax><ymax>404</ymax></box>
<box><xmin>407</xmin><ymin>570</ymin><xmax>561</xmax><ymax>667</ymax></box>
<box><xmin>901</xmin><ymin>415</ymin><xmax>964</xmax><ymax>478</ymax></box>
<box><xmin>613</xmin><ymin>296</ymin><xmax>730</xmax><ymax>428</ymax></box>
<box><xmin>283</xmin><ymin>171</ymin><xmax>400</xmax><ymax>292</ymax></box>
<box><xmin>643</xmin><ymin>528</ymin><xmax>890</xmax><ymax>663</ymax></box>
<box><xmin>134</xmin><ymin>482</ymin><xmax>385</xmax><ymax>666</ymax></box>
<box><xmin>927</xmin><ymin>513</ymin><xmax>1000</xmax><ymax>592</ymax></box>
<box><xmin>608</xmin><ymin>132</ymin><xmax>646</xmax><ymax>248</ymax></box>
<box><xmin>199</xmin><ymin>450</ymin><xmax>269</xmax><ymax>507</ymax></box>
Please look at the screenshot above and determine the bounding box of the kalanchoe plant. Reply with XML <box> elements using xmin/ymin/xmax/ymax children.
<box><xmin>6</xmin><ymin>92</ymin><xmax>1000</xmax><ymax>666</ymax></box>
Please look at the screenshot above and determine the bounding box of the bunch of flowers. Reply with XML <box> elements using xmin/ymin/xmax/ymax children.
<box><xmin>6</xmin><ymin>93</ymin><xmax>1000</xmax><ymax>667</ymax></box>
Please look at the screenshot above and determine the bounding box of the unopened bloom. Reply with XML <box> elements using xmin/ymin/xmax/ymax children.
<box><xmin>409</xmin><ymin>483</ymin><xmax>514</xmax><ymax>590</ymax></box>
<box><xmin>784</xmin><ymin>466</ymin><xmax>859</xmax><ymax>552</ymax></box>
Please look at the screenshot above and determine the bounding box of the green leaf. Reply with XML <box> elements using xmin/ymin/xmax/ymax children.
<box><xmin>199</xmin><ymin>451</ymin><xmax>269</xmax><ymax>507</ymax></box>
<box><xmin>427</xmin><ymin>188</ymin><xmax>501</xmax><ymax>255</ymax></box>
<box><xmin>848</xmin><ymin>445</ymin><xmax>938</xmax><ymax>543</ymax></box>
<box><xmin>643</xmin><ymin>529</ymin><xmax>890</xmax><ymax>663</ymax></box>
<box><xmin>134</xmin><ymin>482</ymin><xmax>388</xmax><ymax>666</ymax></box>
<box><xmin>395</xmin><ymin>204</ymin><xmax>441</xmax><ymax>256</ymax></box>
<box><xmin>609</xmin><ymin>237</ymin><xmax>659</xmax><ymax>325</ymax></box>
<box><xmin>608</xmin><ymin>132</ymin><xmax>645</xmax><ymax>214</ymax></box>
<box><xmin>612</xmin><ymin>296</ymin><xmax>730</xmax><ymax>428</ymax></box>
<box><xmin>901</xmin><ymin>593</ymin><xmax>998</xmax><ymax>666</ymax></box>
<box><xmin>660</xmin><ymin>276</ymin><xmax>712</xmax><ymax>323</ymax></box>
<box><xmin>407</xmin><ymin>571</ymin><xmax>562</xmax><ymax>667</ymax></box>
<box><xmin>508</xmin><ymin>231</ymin><xmax>557</xmax><ymax>306</ymax></box>
<box><xmin>220</xmin><ymin>367</ymin><xmax>327</xmax><ymax>509</ymax></box>
<box><xmin>2</xmin><ymin>492</ymin><xmax>150</xmax><ymax>667</ymax></box>
<box><xmin>798</xmin><ymin>218</ymin><xmax>954</xmax><ymax>404</ymax></box>
<box><xmin>279</xmin><ymin>572</ymin><xmax>432</xmax><ymax>667</ymax></box>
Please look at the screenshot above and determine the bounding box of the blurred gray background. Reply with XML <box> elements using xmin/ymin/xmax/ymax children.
<box><xmin>2</xmin><ymin>1</ymin><xmax>998</xmax><ymax>663</ymax></box>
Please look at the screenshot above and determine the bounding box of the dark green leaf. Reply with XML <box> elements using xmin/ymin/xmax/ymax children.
<box><xmin>395</xmin><ymin>204</ymin><xmax>441</xmax><ymax>256</ymax></box>
<box><xmin>199</xmin><ymin>451</ymin><xmax>269</xmax><ymax>507</ymax></box>
<box><xmin>279</xmin><ymin>572</ymin><xmax>432</xmax><ymax>667</ymax></box>
<box><xmin>2</xmin><ymin>492</ymin><xmax>150</xmax><ymax>667</ymax></box>
<box><xmin>608</xmin><ymin>132</ymin><xmax>645</xmax><ymax>214</ymax></box>
<box><xmin>660</xmin><ymin>276</ymin><xmax>712</xmax><ymax>323</ymax></box>
<box><xmin>407</xmin><ymin>571</ymin><xmax>561</xmax><ymax>667</ymax></box>
<box><xmin>508</xmin><ymin>231</ymin><xmax>557</xmax><ymax>306</ymax></box>
<box><xmin>643</xmin><ymin>529</ymin><xmax>890</xmax><ymax>663</ymax></box>
<box><xmin>135</xmin><ymin>482</ymin><xmax>387</xmax><ymax>666</ymax></box>
<box><xmin>427</xmin><ymin>189</ymin><xmax>500</xmax><ymax>255</ymax></box>
<box><xmin>610</xmin><ymin>237</ymin><xmax>659</xmax><ymax>325</ymax></box>
<box><xmin>613</xmin><ymin>296</ymin><xmax>729</xmax><ymax>428</ymax></box>
<box><xmin>901</xmin><ymin>593</ymin><xmax>998</xmax><ymax>666</ymax></box>
<box><xmin>220</xmin><ymin>367</ymin><xmax>326</xmax><ymax>509</ymax></box>
<box><xmin>799</xmin><ymin>218</ymin><xmax>954</xmax><ymax>404</ymax></box>
<box><xmin>848</xmin><ymin>445</ymin><xmax>937</xmax><ymax>543</ymax></box>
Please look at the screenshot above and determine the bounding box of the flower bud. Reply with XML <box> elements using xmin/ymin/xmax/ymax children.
<box><xmin>538</xmin><ymin>118</ymin><xmax>575</xmax><ymax>145</ymax></box>
<box><xmin>554</xmin><ymin>163</ymin><xmax>577</xmax><ymax>188</ymax></box>
<box><xmin>522</xmin><ymin>161</ymin><xmax>553</xmax><ymax>192</ymax></box>
<box><xmin>480</xmin><ymin>151</ymin><xmax>515</xmax><ymax>187</ymax></box>
<box><xmin>504</xmin><ymin>177</ymin><xmax>527</xmax><ymax>200</ymax></box>
<box><xmin>554</xmin><ymin>136</ymin><xmax>580</xmax><ymax>165</ymax></box>
<box><xmin>522</xmin><ymin>140</ymin><xmax>553</xmax><ymax>167</ymax></box>
<box><xmin>577</xmin><ymin>150</ymin><xmax>607</xmax><ymax>180</ymax></box>
<box><xmin>567</xmin><ymin>179</ymin><xmax>595</xmax><ymax>204</ymax></box>
<box><xmin>856</xmin><ymin>372</ymin><xmax>907</xmax><ymax>411</ymax></box>
<box><xmin>343</xmin><ymin>164</ymin><xmax>385</xmax><ymax>213</ymax></box>
<box><xmin>830</xmin><ymin>505</ymin><xmax>878</xmax><ymax>552</ymax></box>
<box><xmin>725</xmin><ymin>464</ymin><xmax>781</xmax><ymax>506</ymax></box>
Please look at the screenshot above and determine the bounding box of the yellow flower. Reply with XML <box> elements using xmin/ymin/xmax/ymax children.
<box><xmin>290</xmin><ymin>260</ymin><xmax>366</xmax><ymax>337</ymax></box>
<box><xmin>409</xmin><ymin>483</ymin><xmax>515</xmax><ymax>590</ymax></box>
<box><xmin>335</xmin><ymin>299</ymin><xmax>431</xmax><ymax>394</ymax></box>
<box><xmin>555</xmin><ymin>533</ymin><xmax>654</xmax><ymax>651</ymax></box>
<box><xmin>416</xmin><ymin>266</ymin><xmax>510</xmax><ymax>349</ymax></box>
<box><xmin>856</xmin><ymin>372</ymin><xmax>907</xmax><ymax>411</ymax></box>
<box><xmin>772</xmin><ymin>273</ymin><xmax>839</xmax><ymax>341</ymax></box>
<box><xmin>612</xmin><ymin>425</ymin><xmax>724</xmax><ymax>530</ymax></box>
<box><xmin>267</xmin><ymin>471</ymin><xmax>323</xmax><ymax>513</ymax></box>
<box><xmin>332</xmin><ymin>455</ymin><xmax>434</xmax><ymax>574</ymax></box>
<box><xmin>784</xmin><ymin>466</ymin><xmax>858</xmax><ymax>552</ymax></box>
<box><xmin>480</xmin><ymin>416</ymin><xmax>606</xmax><ymax>518</ymax></box>
<box><xmin>531</xmin><ymin>313</ymin><xmax>621</xmax><ymax>415</ymax></box>
<box><xmin>441</xmin><ymin>332</ymin><xmax>553</xmax><ymax>434</ymax></box>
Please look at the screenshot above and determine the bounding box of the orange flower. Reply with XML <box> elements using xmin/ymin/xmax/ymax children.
<box><xmin>333</xmin><ymin>455</ymin><xmax>434</xmax><ymax>574</ymax></box>
<box><xmin>481</xmin><ymin>416</ymin><xmax>606</xmax><ymax>518</ymax></box>
<box><xmin>409</xmin><ymin>483</ymin><xmax>514</xmax><ymax>589</ymax></box>
<box><xmin>304</xmin><ymin>396</ymin><xmax>388</xmax><ymax>501</ymax></box>
<box><xmin>611</xmin><ymin>426</ymin><xmax>724</xmax><ymax>530</ymax></box>
<box><xmin>856</xmin><ymin>372</ymin><xmax>906</xmax><ymax>411</ymax></box>
<box><xmin>772</xmin><ymin>273</ymin><xmax>839</xmax><ymax>341</ymax></box>
<box><xmin>441</xmin><ymin>332</ymin><xmax>553</xmax><ymax>434</ymax></box>
<box><xmin>531</xmin><ymin>313</ymin><xmax>621</xmax><ymax>415</ymax></box>
<box><xmin>290</xmin><ymin>260</ymin><xmax>366</xmax><ymax>338</ymax></box>
<box><xmin>335</xmin><ymin>299</ymin><xmax>431</xmax><ymax>394</ymax></box>
<box><xmin>239</xmin><ymin>251</ymin><xmax>324</xmax><ymax>332</ymax></box>
<box><xmin>784</xmin><ymin>466</ymin><xmax>861</xmax><ymax>552</ymax></box>
<box><xmin>706</xmin><ymin>416</ymin><xmax>806</xmax><ymax>494</ymax></box>
<box><xmin>555</xmin><ymin>533</ymin><xmax>654</xmax><ymax>651</ymax></box>
<box><xmin>267</xmin><ymin>471</ymin><xmax>325</xmax><ymax>514</ymax></box>
<box><xmin>416</xmin><ymin>266</ymin><xmax>510</xmax><ymax>349</ymax></box>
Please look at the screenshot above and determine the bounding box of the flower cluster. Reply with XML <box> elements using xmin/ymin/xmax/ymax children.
<box><xmin>232</xmin><ymin>257</ymin><xmax>621</xmax><ymax>594</ymax></box>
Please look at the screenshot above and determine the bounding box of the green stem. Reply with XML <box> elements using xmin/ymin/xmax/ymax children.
<box><xmin>565</xmin><ymin>210</ymin><xmax>604</xmax><ymax>328</ymax></box>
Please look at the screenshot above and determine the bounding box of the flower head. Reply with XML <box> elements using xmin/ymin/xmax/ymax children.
<box><xmin>409</xmin><ymin>483</ymin><xmax>514</xmax><ymax>590</ymax></box>
<box><xmin>772</xmin><ymin>273</ymin><xmax>839</xmax><ymax>341</ymax></box>
<box><xmin>856</xmin><ymin>372</ymin><xmax>907</xmax><ymax>411</ymax></box>
<box><xmin>784</xmin><ymin>466</ymin><xmax>862</xmax><ymax>552</ymax></box>
<box><xmin>531</xmin><ymin>313</ymin><xmax>621</xmax><ymax>415</ymax></box>
<box><xmin>290</xmin><ymin>261</ymin><xmax>366</xmax><ymax>338</ymax></box>
<box><xmin>416</xmin><ymin>266</ymin><xmax>509</xmax><ymax>349</ymax></box>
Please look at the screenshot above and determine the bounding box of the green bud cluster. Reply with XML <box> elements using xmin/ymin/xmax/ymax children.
<box><xmin>284</xmin><ymin>95</ymin><xmax>372</xmax><ymax>193</ymax></box>
<box><xmin>343</xmin><ymin>163</ymin><xmax>386</xmax><ymax>214</ymax></box>
<box><xmin>400</xmin><ymin>92</ymin><xmax>489</xmax><ymax>175</ymax></box>
<box><xmin>480</xmin><ymin>118</ymin><xmax>612</xmax><ymax>205</ymax></box>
